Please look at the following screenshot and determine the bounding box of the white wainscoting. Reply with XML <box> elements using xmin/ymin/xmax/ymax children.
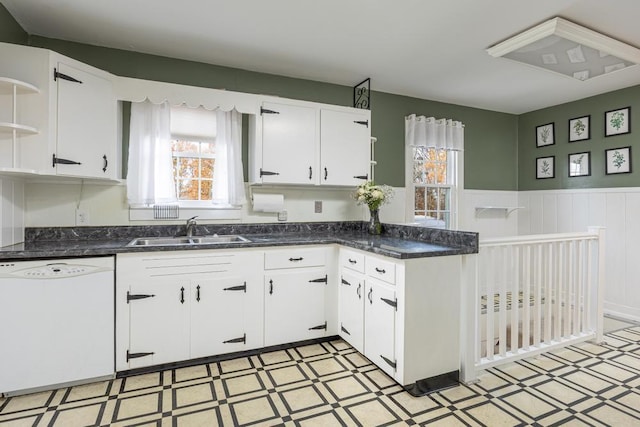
<box><xmin>460</xmin><ymin>190</ymin><xmax>520</xmax><ymax>239</ymax></box>
<box><xmin>518</xmin><ymin>188</ymin><xmax>640</xmax><ymax>322</ymax></box>
<box><xmin>0</xmin><ymin>177</ymin><xmax>24</xmax><ymax>247</ymax></box>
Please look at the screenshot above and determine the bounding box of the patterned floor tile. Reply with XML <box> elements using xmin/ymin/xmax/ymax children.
<box><xmin>3</xmin><ymin>328</ymin><xmax>640</xmax><ymax>426</ymax></box>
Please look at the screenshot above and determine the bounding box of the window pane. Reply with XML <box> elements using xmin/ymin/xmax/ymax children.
<box><xmin>439</xmin><ymin>188</ymin><xmax>450</xmax><ymax>210</ymax></box>
<box><xmin>426</xmin><ymin>188</ymin><xmax>438</xmax><ymax>211</ymax></box>
<box><xmin>200</xmin><ymin>180</ymin><xmax>212</xmax><ymax>200</ymax></box>
<box><xmin>177</xmin><ymin>179</ymin><xmax>199</xmax><ymax>200</ymax></box>
<box><xmin>201</xmin><ymin>158</ymin><xmax>215</xmax><ymax>179</ymax></box>
<box><xmin>176</xmin><ymin>157</ymin><xmax>200</xmax><ymax>178</ymax></box>
<box><xmin>414</xmin><ymin>187</ymin><xmax>425</xmax><ymax>210</ymax></box>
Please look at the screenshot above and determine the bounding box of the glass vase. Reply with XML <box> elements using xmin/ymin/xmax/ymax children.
<box><xmin>368</xmin><ymin>208</ymin><xmax>382</xmax><ymax>235</ymax></box>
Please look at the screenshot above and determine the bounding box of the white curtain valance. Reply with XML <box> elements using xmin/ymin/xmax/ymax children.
<box><xmin>405</xmin><ymin>114</ymin><xmax>464</xmax><ymax>151</ymax></box>
<box><xmin>115</xmin><ymin>76</ymin><xmax>262</xmax><ymax>115</ymax></box>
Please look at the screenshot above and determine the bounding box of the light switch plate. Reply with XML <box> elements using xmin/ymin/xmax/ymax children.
<box><xmin>314</xmin><ymin>201</ymin><xmax>322</xmax><ymax>213</ymax></box>
<box><xmin>76</xmin><ymin>209</ymin><xmax>90</xmax><ymax>226</ymax></box>
<box><xmin>277</xmin><ymin>210</ymin><xmax>288</xmax><ymax>221</ymax></box>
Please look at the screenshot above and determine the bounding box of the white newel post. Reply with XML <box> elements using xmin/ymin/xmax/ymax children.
<box><xmin>459</xmin><ymin>253</ymin><xmax>478</xmax><ymax>383</ymax></box>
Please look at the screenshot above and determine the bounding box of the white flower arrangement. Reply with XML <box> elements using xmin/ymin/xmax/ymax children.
<box><xmin>353</xmin><ymin>181</ymin><xmax>393</xmax><ymax>211</ymax></box>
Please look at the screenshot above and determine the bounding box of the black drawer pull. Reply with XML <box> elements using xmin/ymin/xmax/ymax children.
<box><xmin>348</xmin><ymin>259</ymin><xmax>357</xmax><ymax>264</ymax></box>
<box><xmin>375</xmin><ymin>267</ymin><xmax>386</xmax><ymax>274</ymax></box>
<box><xmin>289</xmin><ymin>257</ymin><xmax>304</xmax><ymax>262</ymax></box>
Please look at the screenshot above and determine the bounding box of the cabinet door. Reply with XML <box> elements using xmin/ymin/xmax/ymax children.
<box><xmin>261</xmin><ymin>102</ymin><xmax>318</xmax><ymax>184</ymax></box>
<box><xmin>128</xmin><ymin>279</ymin><xmax>190</xmax><ymax>368</ymax></box>
<box><xmin>364</xmin><ymin>279</ymin><xmax>396</xmax><ymax>378</ymax></box>
<box><xmin>264</xmin><ymin>269</ymin><xmax>327</xmax><ymax>346</ymax></box>
<box><xmin>56</xmin><ymin>62</ymin><xmax>116</xmax><ymax>179</ymax></box>
<box><xmin>339</xmin><ymin>270</ymin><xmax>365</xmax><ymax>353</ymax></box>
<box><xmin>190</xmin><ymin>277</ymin><xmax>247</xmax><ymax>358</ymax></box>
<box><xmin>320</xmin><ymin>109</ymin><xmax>371</xmax><ymax>186</ymax></box>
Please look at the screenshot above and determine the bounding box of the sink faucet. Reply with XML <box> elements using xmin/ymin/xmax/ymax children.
<box><xmin>186</xmin><ymin>216</ymin><xmax>198</xmax><ymax>237</ymax></box>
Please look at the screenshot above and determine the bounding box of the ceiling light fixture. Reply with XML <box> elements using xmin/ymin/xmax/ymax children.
<box><xmin>487</xmin><ymin>17</ymin><xmax>640</xmax><ymax>81</ymax></box>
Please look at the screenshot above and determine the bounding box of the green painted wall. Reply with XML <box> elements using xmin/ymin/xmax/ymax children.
<box><xmin>0</xmin><ymin>4</ymin><xmax>27</xmax><ymax>45</ymax></box>
<box><xmin>518</xmin><ymin>85</ymin><xmax>640</xmax><ymax>190</ymax></box>
<box><xmin>2</xmin><ymin>26</ymin><xmax>520</xmax><ymax>189</ymax></box>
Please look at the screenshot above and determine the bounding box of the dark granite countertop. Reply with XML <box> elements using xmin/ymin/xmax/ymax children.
<box><xmin>0</xmin><ymin>222</ymin><xmax>478</xmax><ymax>261</ymax></box>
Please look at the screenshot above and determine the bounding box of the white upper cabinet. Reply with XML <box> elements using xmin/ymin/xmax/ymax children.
<box><xmin>320</xmin><ymin>109</ymin><xmax>370</xmax><ymax>186</ymax></box>
<box><xmin>0</xmin><ymin>42</ymin><xmax>118</xmax><ymax>180</ymax></box>
<box><xmin>259</xmin><ymin>101</ymin><xmax>318</xmax><ymax>185</ymax></box>
<box><xmin>55</xmin><ymin>62</ymin><xmax>116</xmax><ymax>179</ymax></box>
<box><xmin>250</xmin><ymin>99</ymin><xmax>371</xmax><ymax>186</ymax></box>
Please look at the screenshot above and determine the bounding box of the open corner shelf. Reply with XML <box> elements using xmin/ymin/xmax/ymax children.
<box><xmin>474</xmin><ymin>206</ymin><xmax>524</xmax><ymax>217</ymax></box>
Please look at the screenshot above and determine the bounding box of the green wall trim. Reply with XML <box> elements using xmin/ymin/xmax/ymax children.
<box><xmin>518</xmin><ymin>85</ymin><xmax>640</xmax><ymax>190</ymax></box>
<box><xmin>0</xmin><ymin>4</ymin><xmax>28</xmax><ymax>45</ymax></box>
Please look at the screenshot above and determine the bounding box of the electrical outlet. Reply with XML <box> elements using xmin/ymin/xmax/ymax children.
<box><xmin>277</xmin><ymin>210</ymin><xmax>288</xmax><ymax>221</ymax></box>
<box><xmin>314</xmin><ymin>201</ymin><xmax>322</xmax><ymax>213</ymax></box>
<box><xmin>76</xmin><ymin>209</ymin><xmax>90</xmax><ymax>226</ymax></box>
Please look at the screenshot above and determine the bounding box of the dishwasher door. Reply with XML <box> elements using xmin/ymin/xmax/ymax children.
<box><xmin>0</xmin><ymin>257</ymin><xmax>114</xmax><ymax>395</ymax></box>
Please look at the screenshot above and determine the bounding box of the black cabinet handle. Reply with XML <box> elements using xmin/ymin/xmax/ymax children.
<box><xmin>196</xmin><ymin>285</ymin><xmax>201</xmax><ymax>302</ymax></box>
<box><xmin>289</xmin><ymin>257</ymin><xmax>303</xmax><ymax>262</ymax></box>
<box><xmin>368</xmin><ymin>287</ymin><xmax>373</xmax><ymax>304</ymax></box>
<box><xmin>354</xmin><ymin>120</ymin><xmax>369</xmax><ymax>128</ymax></box>
<box><xmin>269</xmin><ymin>279</ymin><xmax>273</xmax><ymax>295</ymax></box>
<box><xmin>375</xmin><ymin>267</ymin><xmax>386</xmax><ymax>274</ymax></box>
<box><xmin>324</xmin><ymin>167</ymin><xmax>328</xmax><ymax>180</ymax></box>
<box><xmin>309</xmin><ymin>166</ymin><xmax>312</xmax><ymax>180</ymax></box>
<box><xmin>180</xmin><ymin>286</ymin><xmax>185</xmax><ymax>304</ymax></box>
<box><xmin>102</xmin><ymin>155</ymin><xmax>108</xmax><ymax>173</ymax></box>
<box><xmin>348</xmin><ymin>259</ymin><xmax>357</xmax><ymax>264</ymax></box>
<box><xmin>357</xmin><ymin>283</ymin><xmax>362</xmax><ymax>299</ymax></box>
<box><xmin>354</xmin><ymin>174</ymin><xmax>368</xmax><ymax>180</ymax></box>
<box><xmin>309</xmin><ymin>275</ymin><xmax>328</xmax><ymax>284</ymax></box>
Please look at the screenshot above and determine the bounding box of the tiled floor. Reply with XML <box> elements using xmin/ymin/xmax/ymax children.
<box><xmin>1</xmin><ymin>326</ymin><xmax>640</xmax><ymax>426</ymax></box>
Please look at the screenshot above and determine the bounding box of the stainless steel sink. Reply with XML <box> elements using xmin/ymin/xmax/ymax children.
<box><xmin>127</xmin><ymin>235</ymin><xmax>250</xmax><ymax>247</ymax></box>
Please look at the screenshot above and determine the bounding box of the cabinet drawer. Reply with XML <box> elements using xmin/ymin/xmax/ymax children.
<box><xmin>339</xmin><ymin>249</ymin><xmax>365</xmax><ymax>273</ymax></box>
<box><xmin>366</xmin><ymin>257</ymin><xmax>396</xmax><ymax>285</ymax></box>
<box><xmin>264</xmin><ymin>247</ymin><xmax>326</xmax><ymax>270</ymax></box>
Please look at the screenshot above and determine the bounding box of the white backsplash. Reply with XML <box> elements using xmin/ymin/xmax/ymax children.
<box><xmin>0</xmin><ymin>177</ymin><xmax>25</xmax><ymax>247</ymax></box>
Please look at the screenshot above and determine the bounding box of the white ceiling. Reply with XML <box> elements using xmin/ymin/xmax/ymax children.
<box><xmin>3</xmin><ymin>0</ymin><xmax>640</xmax><ymax>114</ymax></box>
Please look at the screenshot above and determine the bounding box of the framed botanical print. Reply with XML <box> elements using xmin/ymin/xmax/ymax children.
<box><xmin>536</xmin><ymin>122</ymin><xmax>555</xmax><ymax>147</ymax></box>
<box><xmin>536</xmin><ymin>156</ymin><xmax>555</xmax><ymax>179</ymax></box>
<box><xmin>605</xmin><ymin>146</ymin><xmax>632</xmax><ymax>174</ymax></box>
<box><xmin>568</xmin><ymin>152</ymin><xmax>590</xmax><ymax>177</ymax></box>
<box><xmin>605</xmin><ymin>107</ymin><xmax>630</xmax><ymax>137</ymax></box>
<box><xmin>569</xmin><ymin>115</ymin><xmax>590</xmax><ymax>142</ymax></box>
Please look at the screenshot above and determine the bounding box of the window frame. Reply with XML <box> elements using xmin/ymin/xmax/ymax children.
<box><xmin>170</xmin><ymin>137</ymin><xmax>216</xmax><ymax>206</ymax></box>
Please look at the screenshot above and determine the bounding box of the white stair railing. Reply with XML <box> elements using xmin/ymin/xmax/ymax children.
<box><xmin>460</xmin><ymin>227</ymin><xmax>604</xmax><ymax>383</ymax></box>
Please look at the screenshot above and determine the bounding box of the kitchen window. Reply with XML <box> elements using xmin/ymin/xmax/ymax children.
<box><xmin>412</xmin><ymin>147</ymin><xmax>455</xmax><ymax>228</ymax></box>
<box><xmin>170</xmin><ymin>106</ymin><xmax>217</xmax><ymax>205</ymax></box>
<box><xmin>404</xmin><ymin>115</ymin><xmax>464</xmax><ymax>229</ymax></box>
<box><xmin>127</xmin><ymin>101</ymin><xmax>245</xmax><ymax>218</ymax></box>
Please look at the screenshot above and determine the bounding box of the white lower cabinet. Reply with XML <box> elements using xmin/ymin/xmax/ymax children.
<box><xmin>264</xmin><ymin>268</ymin><xmax>327</xmax><ymax>346</ymax></box>
<box><xmin>263</xmin><ymin>246</ymin><xmax>336</xmax><ymax>347</ymax></box>
<box><xmin>116</xmin><ymin>250</ymin><xmax>263</xmax><ymax>371</ymax></box>
<box><xmin>339</xmin><ymin>248</ymin><xmax>462</xmax><ymax>393</ymax></box>
<box><xmin>364</xmin><ymin>278</ymin><xmax>397</xmax><ymax>378</ymax></box>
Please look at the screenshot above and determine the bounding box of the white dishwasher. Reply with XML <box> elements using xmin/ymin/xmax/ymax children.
<box><xmin>0</xmin><ymin>256</ymin><xmax>114</xmax><ymax>396</ymax></box>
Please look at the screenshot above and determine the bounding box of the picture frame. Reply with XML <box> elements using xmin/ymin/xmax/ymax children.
<box><xmin>605</xmin><ymin>107</ymin><xmax>630</xmax><ymax>137</ymax></box>
<box><xmin>568</xmin><ymin>115</ymin><xmax>590</xmax><ymax>142</ymax></box>
<box><xmin>605</xmin><ymin>146</ymin><xmax>632</xmax><ymax>174</ymax></box>
<box><xmin>536</xmin><ymin>155</ymin><xmax>555</xmax><ymax>179</ymax></box>
<box><xmin>536</xmin><ymin>122</ymin><xmax>555</xmax><ymax>147</ymax></box>
<box><xmin>568</xmin><ymin>151</ymin><xmax>591</xmax><ymax>177</ymax></box>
